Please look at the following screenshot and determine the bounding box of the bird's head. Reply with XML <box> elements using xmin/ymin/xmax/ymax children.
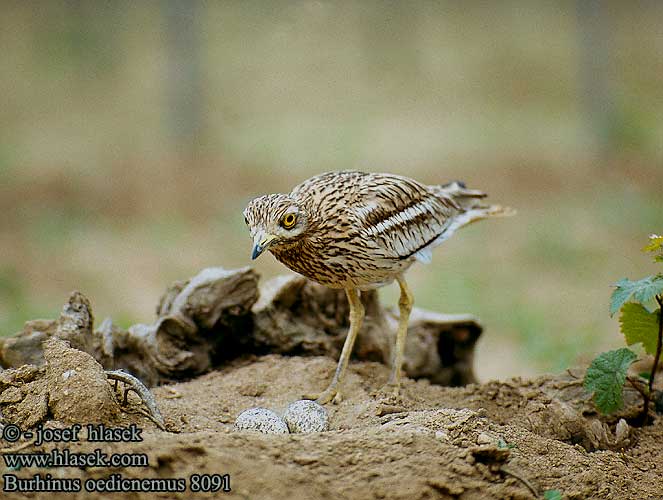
<box><xmin>243</xmin><ymin>194</ymin><xmax>308</xmax><ymax>260</ymax></box>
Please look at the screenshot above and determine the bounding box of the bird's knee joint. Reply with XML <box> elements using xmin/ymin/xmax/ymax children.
<box><xmin>351</xmin><ymin>305</ymin><xmax>365</xmax><ymax>322</ymax></box>
<box><xmin>398</xmin><ymin>295</ymin><xmax>413</xmax><ymax>313</ymax></box>
<box><xmin>350</xmin><ymin>313</ymin><xmax>362</xmax><ymax>324</ymax></box>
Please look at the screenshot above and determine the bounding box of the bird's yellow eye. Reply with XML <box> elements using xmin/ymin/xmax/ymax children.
<box><xmin>281</xmin><ymin>213</ymin><xmax>297</xmax><ymax>229</ymax></box>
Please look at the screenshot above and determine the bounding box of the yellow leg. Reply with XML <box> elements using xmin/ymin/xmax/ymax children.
<box><xmin>384</xmin><ymin>274</ymin><xmax>413</xmax><ymax>394</ymax></box>
<box><xmin>308</xmin><ymin>288</ymin><xmax>364</xmax><ymax>405</ymax></box>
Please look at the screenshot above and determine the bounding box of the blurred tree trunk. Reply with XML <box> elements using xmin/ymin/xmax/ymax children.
<box><xmin>576</xmin><ymin>0</ymin><xmax>614</xmax><ymax>158</ymax></box>
<box><xmin>164</xmin><ymin>0</ymin><xmax>204</xmax><ymax>159</ymax></box>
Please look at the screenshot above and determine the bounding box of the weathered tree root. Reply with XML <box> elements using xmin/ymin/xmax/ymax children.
<box><xmin>0</xmin><ymin>266</ymin><xmax>483</xmax><ymax>389</ymax></box>
<box><xmin>500</xmin><ymin>466</ymin><xmax>539</xmax><ymax>498</ymax></box>
<box><xmin>106</xmin><ymin>369</ymin><xmax>165</xmax><ymax>429</ymax></box>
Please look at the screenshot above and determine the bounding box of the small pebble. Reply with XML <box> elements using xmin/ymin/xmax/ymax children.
<box><xmin>435</xmin><ymin>430</ymin><xmax>449</xmax><ymax>441</ymax></box>
<box><xmin>476</xmin><ymin>432</ymin><xmax>494</xmax><ymax>445</ymax></box>
<box><xmin>283</xmin><ymin>400</ymin><xmax>329</xmax><ymax>433</ymax></box>
<box><xmin>234</xmin><ymin>408</ymin><xmax>289</xmax><ymax>434</ymax></box>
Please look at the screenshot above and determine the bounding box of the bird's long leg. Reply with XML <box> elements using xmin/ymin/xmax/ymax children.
<box><xmin>383</xmin><ymin>274</ymin><xmax>413</xmax><ymax>395</ymax></box>
<box><xmin>308</xmin><ymin>287</ymin><xmax>364</xmax><ymax>405</ymax></box>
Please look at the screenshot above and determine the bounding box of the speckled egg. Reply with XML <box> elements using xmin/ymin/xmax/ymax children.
<box><xmin>283</xmin><ymin>400</ymin><xmax>329</xmax><ymax>433</ymax></box>
<box><xmin>234</xmin><ymin>408</ymin><xmax>289</xmax><ymax>434</ymax></box>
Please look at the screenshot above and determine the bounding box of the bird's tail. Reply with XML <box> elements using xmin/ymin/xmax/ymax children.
<box><xmin>436</xmin><ymin>180</ymin><xmax>516</xmax><ymax>228</ymax></box>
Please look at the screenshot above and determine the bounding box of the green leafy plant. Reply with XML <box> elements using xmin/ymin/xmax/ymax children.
<box><xmin>584</xmin><ymin>234</ymin><xmax>663</xmax><ymax>425</ymax></box>
<box><xmin>543</xmin><ymin>490</ymin><xmax>563</xmax><ymax>500</ymax></box>
<box><xmin>496</xmin><ymin>438</ymin><xmax>516</xmax><ymax>450</ymax></box>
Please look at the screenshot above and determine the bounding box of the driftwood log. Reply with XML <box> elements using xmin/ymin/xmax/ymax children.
<box><xmin>0</xmin><ymin>267</ymin><xmax>482</xmax><ymax>387</ymax></box>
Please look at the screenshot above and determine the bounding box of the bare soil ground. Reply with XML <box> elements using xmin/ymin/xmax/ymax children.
<box><xmin>2</xmin><ymin>353</ymin><xmax>661</xmax><ymax>500</ymax></box>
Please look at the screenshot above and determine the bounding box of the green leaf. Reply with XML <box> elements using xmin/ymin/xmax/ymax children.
<box><xmin>643</xmin><ymin>234</ymin><xmax>663</xmax><ymax>253</ymax></box>
<box><xmin>610</xmin><ymin>275</ymin><xmax>663</xmax><ymax>315</ymax></box>
<box><xmin>584</xmin><ymin>348</ymin><xmax>637</xmax><ymax>414</ymax></box>
<box><xmin>497</xmin><ymin>438</ymin><xmax>516</xmax><ymax>450</ymax></box>
<box><xmin>620</xmin><ymin>302</ymin><xmax>660</xmax><ymax>355</ymax></box>
<box><xmin>543</xmin><ymin>490</ymin><xmax>563</xmax><ymax>500</ymax></box>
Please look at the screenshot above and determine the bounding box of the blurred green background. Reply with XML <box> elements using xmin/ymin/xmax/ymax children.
<box><xmin>1</xmin><ymin>1</ymin><xmax>661</xmax><ymax>379</ymax></box>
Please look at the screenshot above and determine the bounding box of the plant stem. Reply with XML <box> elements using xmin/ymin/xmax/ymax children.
<box><xmin>626</xmin><ymin>376</ymin><xmax>648</xmax><ymax>399</ymax></box>
<box><xmin>642</xmin><ymin>294</ymin><xmax>663</xmax><ymax>424</ymax></box>
<box><xmin>652</xmin><ymin>297</ymin><xmax>663</xmax><ymax>389</ymax></box>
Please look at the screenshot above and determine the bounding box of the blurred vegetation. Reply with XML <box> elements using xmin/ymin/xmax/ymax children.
<box><xmin>1</xmin><ymin>1</ymin><xmax>661</xmax><ymax>379</ymax></box>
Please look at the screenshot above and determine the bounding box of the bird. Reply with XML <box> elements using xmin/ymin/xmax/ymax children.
<box><xmin>244</xmin><ymin>170</ymin><xmax>513</xmax><ymax>404</ymax></box>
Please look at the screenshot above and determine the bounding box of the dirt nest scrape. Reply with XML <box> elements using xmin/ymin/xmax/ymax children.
<box><xmin>2</xmin><ymin>354</ymin><xmax>660</xmax><ymax>500</ymax></box>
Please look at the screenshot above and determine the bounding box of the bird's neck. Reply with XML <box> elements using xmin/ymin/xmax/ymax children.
<box><xmin>271</xmin><ymin>237</ymin><xmax>305</xmax><ymax>257</ymax></box>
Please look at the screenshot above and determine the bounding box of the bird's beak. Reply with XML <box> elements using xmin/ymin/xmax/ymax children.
<box><xmin>251</xmin><ymin>233</ymin><xmax>277</xmax><ymax>260</ymax></box>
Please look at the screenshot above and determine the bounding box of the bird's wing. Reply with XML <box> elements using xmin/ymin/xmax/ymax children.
<box><xmin>290</xmin><ymin>171</ymin><xmax>502</xmax><ymax>264</ymax></box>
<box><xmin>349</xmin><ymin>173</ymin><xmax>460</xmax><ymax>261</ymax></box>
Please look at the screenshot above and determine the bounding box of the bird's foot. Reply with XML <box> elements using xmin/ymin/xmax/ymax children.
<box><xmin>304</xmin><ymin>386</ymin><xmax>343</xmax><ymax>405</ymax></box>
<box><xmin>377</xmin><ymin>380</ymin><xmax>402</xmax><ymax>399</ymax></box>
